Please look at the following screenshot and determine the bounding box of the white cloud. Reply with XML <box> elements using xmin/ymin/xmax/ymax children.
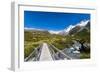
<box><xmin>24</xmin><ymin>27</ymin><xmax>45</xmax><ymax>31</ymax></box>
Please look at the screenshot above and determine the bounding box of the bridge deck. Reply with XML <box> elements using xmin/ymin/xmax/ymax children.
<box><xmin>39</xmin><ymin>43</ymin><xmax>53</xmax><ymax>61</ymax></box>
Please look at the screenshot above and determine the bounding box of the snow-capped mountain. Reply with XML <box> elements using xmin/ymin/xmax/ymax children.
<box><xmin>59</xmin><ymin>25</ymin><xmax>75</xmax><ymax>35</ymax></box>
<box><xmin>25</xmin><ymin>20</ymin><xmax>90</xmax><ymax>35</ymax></box>
<box><xmin>68</xmin><ymin>20</ymin><xmax>90</xmax><ymax>35</ymax></box>
<box><xmin>54</xmin><ymin>20</ymin><xmax>90</xmax><ymax>35</ymax></box>
<box><xmin>48</xmin><ymin>25</ymin><xmax>76</xmax><ymax>35</ymax></box>
<box><xmin>76</xmin><ymin>20</ymin><xmax>89</xmax><ymax>27</ymax></box>
<box><xmin>49</xmin><ymin>30</ymin><xmax>61</xmax><ymax>34</ymax></box>
<box><xmin>64</xmin><ymin>25</ymin><xmax>76</xmax><ymax>32</ymax></box>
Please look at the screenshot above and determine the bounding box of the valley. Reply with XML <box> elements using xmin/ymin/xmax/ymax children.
<box><xmin>24</xmin><ymin>20</ymin><xmax>90</xmax><ymax>61</ymax></box>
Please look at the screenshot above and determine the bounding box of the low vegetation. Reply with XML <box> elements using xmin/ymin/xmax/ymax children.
<box><xmin>24</xmin><ymin>26</ymin><xmax>90</xmax><ymax>59</ymax></box>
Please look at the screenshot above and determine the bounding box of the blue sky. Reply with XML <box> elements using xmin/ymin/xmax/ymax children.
<box><xmin>24</xmin><ymin>11</ymin><xmax>90</xmax><ymax>31</ymax></box>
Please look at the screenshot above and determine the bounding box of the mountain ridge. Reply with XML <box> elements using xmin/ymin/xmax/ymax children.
<box><xmin>24</xmin><ymin>20</ymin><xmax>90</xmax><ymax>36</ymax></box>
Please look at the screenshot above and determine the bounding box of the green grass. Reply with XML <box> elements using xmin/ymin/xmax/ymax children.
<box><xmin>24</xmin><ymin>29</ymin><xmax>90</xmax><ymax>59</ymax></box>
<box><xmin>24</xmin><ymin>42</ymin><xmax>39</xmax><ymax>58</ymax></box>
<box><xmin>50</xmin><ymin>36</ymin><xmax>73</xmax><ymax>51</ymax></box>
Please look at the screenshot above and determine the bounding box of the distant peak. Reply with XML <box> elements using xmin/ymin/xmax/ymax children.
<box><xmin>76</xmin><ymin>20</ymin><xmax>89</xmax><ymax>27</ymax></box>
<box><xmin>49</xmin><ymin>30</ymin><xmax>61</xmax><ymax>34</ymax></box>
<box><xmin>64</xmin><ymin>25</ymin><xmax>75</xmax><ymax>32</ymax></box>
<box><xmin>57</xmin><ymin>20</ymin><xmax>90</xmax><ymax>35</ymax></box>
<box><xmin>24</xmin><ymin>20</ymin><xmax>90</xmax><ymax>35</ymax></box>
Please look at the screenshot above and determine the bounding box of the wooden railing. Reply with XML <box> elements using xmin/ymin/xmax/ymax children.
<box><xmin>49</xmin><ymin>44</ymin><xmax>72</xmax><ymax>60</ymax></box>
<box><xmin>24</xmin><ymin>44</ymin><xmax>42</xmax><ymax>62</ymax></box>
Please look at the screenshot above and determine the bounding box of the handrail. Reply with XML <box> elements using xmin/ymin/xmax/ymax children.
<box><xmin>48</xmin><ymin>44</ymin><xmax>56</xmax><ymax>60</ymax></box>
<box><xmin>34</xmin><ymin>44</ymin><xmax>43</xmax><ymax>61</ymax></box>
<box><xmin>49</xmin><ymin>44</ymin><xmax>72</xmax><ymax>60</ymax></box>
<box><xmin>24</xmin><ymin>44</ymin><xmax>42</xmax><ymax>61</ymax></box>
<box><xmin>25</xmin><ymin>43</ymin><xmax>72</xmax><ymax>61</ymax></box>
<box><xmin>24</xmin><ymin>49</ymin><xmax>36</xmax><ymax>61</ymax></box>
